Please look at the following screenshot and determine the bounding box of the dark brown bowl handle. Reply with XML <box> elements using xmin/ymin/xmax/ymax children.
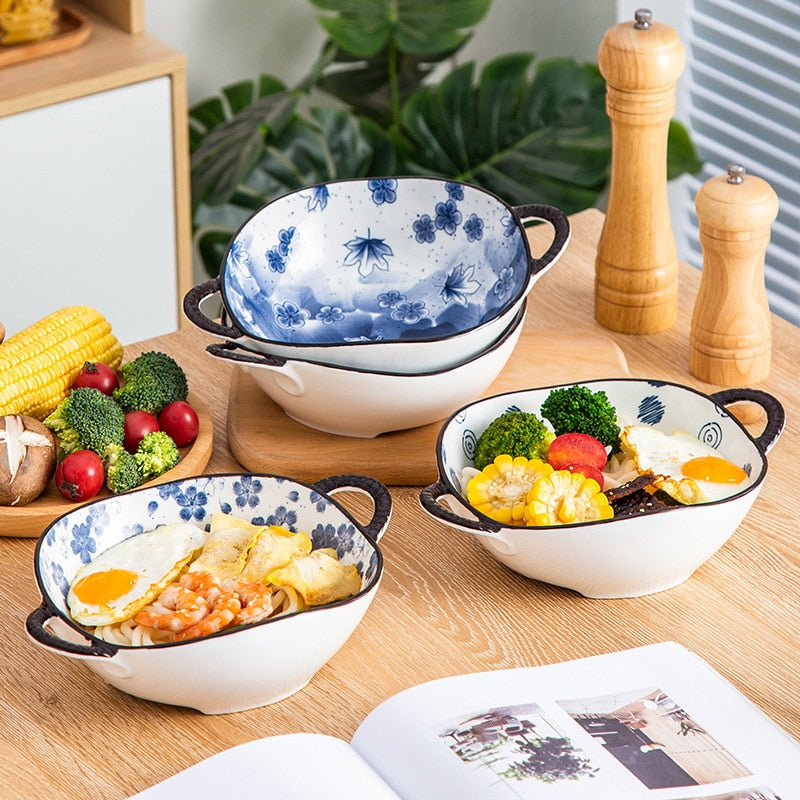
<box><xmin>512</xmin><ymin>204</ymin><xmax>572</xmax><ymax>278</ymax></box>
<box><xmin>419</xmin><ymin>481</ymin><xmax>502</xmax><ymax>534</ymax></box>
<box><xmin>709</xmin><ymin>387</ymin><xmax>786</xmax><ymax>454</ymax></box>
<box><xmin>26</xmin><ymin>604</ymin><xmax>119</xmax><ymax>658</ymax></box>
<box><xmin>183</xmin><ymin>277</ymin><xmax>245</xmax><ymax>340</ymax></box>
<box><xmin>206</xmin><ymin>341</ymin><xmax>287</xmax><ymax>368</ymax></box>
<box><xmin>313</xmin><ymin>474</ymin><xmax>393</xmax><ymax>544</ymax></box>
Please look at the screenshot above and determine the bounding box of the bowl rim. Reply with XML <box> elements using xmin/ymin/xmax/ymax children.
<box><xmin>431</xmin><ymin>377</ymin><xmax>776</xmax><ymax>532</ymax></box>
<box><xmin>206</xmin><ymin>299</ymin><xmax>527</xmax><ymax>378</ymax></box>
<box><xmin>215</xmin><ymin>175</ymin><xmax>556</xmax><ymax>349</ymax></box>
<box><xmin>31</xmin><ymin>471</ymin><xmax>387</xmax><ymax>650</ymax></box>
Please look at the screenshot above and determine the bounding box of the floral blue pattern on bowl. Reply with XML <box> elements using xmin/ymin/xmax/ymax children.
<box><xmin>220</xmin><ymin>177</ymin><xmax>535</xmax><ymax>345</ymax></box>
<box><xmin>35</xmin><ymin>474</ymin><xmax>384</xmax><ymax>620</ymax></box>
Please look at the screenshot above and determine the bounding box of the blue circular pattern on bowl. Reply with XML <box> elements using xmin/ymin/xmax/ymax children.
<box><xmin>220</xmin><ymin>177</ymin><xmax>531</xmax><ymax>345</ymax></box>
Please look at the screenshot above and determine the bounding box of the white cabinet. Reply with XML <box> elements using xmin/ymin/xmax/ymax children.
<box><xmin>1</xmin><ymin>78</ymin><xmax>178</xmax><ymax>344</ymax></box>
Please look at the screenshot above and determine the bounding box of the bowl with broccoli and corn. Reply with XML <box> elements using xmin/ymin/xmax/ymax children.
<box><xmin>419</xmin><ymin>379</ymin><xmax>784</xmax><ymax>598</ymax></box>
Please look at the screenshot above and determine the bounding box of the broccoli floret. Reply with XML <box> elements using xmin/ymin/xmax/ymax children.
<box><xmin>473</xmin><ymin>410</ymin><xmax>556</xmax><ymax>470</ymax></box>
<box><xmin>103</xmin><ymin>444</ymin><xmax>143</xmax><ymax>494</ymax></box>
<box><xmin>135</xmin><ymin>431</ymin><xmax>180</xmax><ymax>480</ymax></box>
<box><xmin>112</xmin><ymin>351</ymin><xmax>188</xmax><ymax>414</ymax></box>
<box><xmin>44</xmin><ymin>387</ymin><xmax>125</xmax><ymax>456</ymax></box>
<box><xmin>539</xmin><ymin>385</ymin><xmax>621</xmax><ymax>453</ymax></box>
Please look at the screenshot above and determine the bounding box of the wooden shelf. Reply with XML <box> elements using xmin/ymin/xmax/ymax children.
<box><xmin>0</xmin><ymin>0</ymin><xmax>192</xmax><ymax>333</ymax></box>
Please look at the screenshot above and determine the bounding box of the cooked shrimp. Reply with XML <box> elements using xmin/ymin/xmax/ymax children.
<box><xmin>134</xmin><ymin>584</ymin><xmax>210</xmax><ymax>633</ymax></box>
<box><xmin>173</xmin><ymin>591</ymin><xmax>241</xmax><ymax>641</ymax></box>
<box><xmin>179</xmin><ymin>570</ymin><xmax>222</xmax><ymax>603</ymax></box>
<box><xmin>222</xmin><ymin>579</ymin><xmax>274</xmax><ymax>625</ymax></box>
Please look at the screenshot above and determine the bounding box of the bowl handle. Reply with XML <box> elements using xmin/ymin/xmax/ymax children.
<box><xmin>419</xmin><ymin>481</ymin><xmax>502</xmax><ymax>536</ymax></box>
<box><xmin>512</xmin><ymin>203</ymin><xmax>572</xmax><ymax>279</ymax></box>
<box><xmin>313</xmin><ymin>474</ymin><xmax>393</xmax><ymax>543</ymax></box>
<box><xmin>206</xmin><ymin>341</ymin><xmax>287</xmax><ymax>368</ymax></box>
<box><xmin>183</xmin><ymin>277</ymin><xmax>245</xmax><ymax>340</ymax></box>
<box><xmin>205</xmin><ymin>342</ymin><xmax>307</xmax><ymax>396</ymax></box>
<box><xmin>709</xmin><ymin>387</ymin><xmax>786</xmax><ymax>454</ymax></box>
<box><xmin>26</xmin><ymin>604</ymin><xmax>119</xmax><ymax>659</ymax></box>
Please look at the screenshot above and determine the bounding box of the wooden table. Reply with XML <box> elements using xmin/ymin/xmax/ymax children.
<box><xmin>2</xmin><ymin>209</ymin><xmax>798</xmax><ymax>798</ymax></box>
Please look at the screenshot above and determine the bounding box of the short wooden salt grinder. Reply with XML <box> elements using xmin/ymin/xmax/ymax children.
<box><xmin>595</xmin><ymin>9</ymin><xmax>685</xmax><ymax>333</ymax></box>
<box><xmin>689</xmin><ymin>164</ymin><xmax>778</xmax><ymax>385</ymax></box>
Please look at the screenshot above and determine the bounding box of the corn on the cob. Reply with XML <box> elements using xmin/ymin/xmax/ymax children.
<box><xmin>525</xmin><ymin>470</ymin><xmax>613</xmax><ymax>526</ymax></box>
<box><xmin>466</xmin><ymin>454</ymin><xmax>554</xmax><ymax>524</ymax></box>
<box><xmin>0</xmin><ymin>306</ymin><xmax>123</xmax><ymax>420</ymax></box>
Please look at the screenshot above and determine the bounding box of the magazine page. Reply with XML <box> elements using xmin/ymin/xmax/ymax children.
<box><xmin>127</xmin><ymin>733</ymin><xmax>401</xmax><ymax>799</ymax></box>
<box><xmin>351</xmin><ymin>642</ymin><xmax>799</xmax><ymax>800</ymax></box>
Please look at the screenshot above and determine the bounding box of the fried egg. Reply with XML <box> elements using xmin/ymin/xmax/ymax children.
<box><xmin>620</xmin><ymin>425</ymin><xmax>748</xmax><ymax>504</ymax></box>
<box><xmin>67</xmin><ymin>522</ymin><xmax>207</xmax><ymax>626</ymax></box>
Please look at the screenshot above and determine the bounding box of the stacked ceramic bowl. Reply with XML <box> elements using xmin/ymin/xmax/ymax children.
<box><xmin>184</xmin><ymin>177</ymin><xmax>571</xmax><ymax>437</ymax></box>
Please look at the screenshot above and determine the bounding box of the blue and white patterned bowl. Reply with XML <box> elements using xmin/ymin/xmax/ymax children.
<box><xmin>26</xmin><ymin>473</ymin><xmax>390</xmax><ymax>714</ymax></box>
<box><xmin>184</xmin><ymin>177</ymin><xmax>570</xmax><ymax>373</ymax></box>
<box><xmin>420</xmin><ymin>380</ymin><xmax>784</xmax><ymax>599</ymax></box>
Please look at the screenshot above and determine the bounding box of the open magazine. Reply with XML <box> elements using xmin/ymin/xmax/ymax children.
<box><xmin>130</xmin><ymin>642</ymin><xmax>799</xmax><ymax>800</ymax></box>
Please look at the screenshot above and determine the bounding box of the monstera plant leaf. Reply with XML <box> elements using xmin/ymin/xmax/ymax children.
<box><xmin>309</xmin><ymin>0</ymin><xmax>492</xmax><ymax>127</ymax></box>
<box><xmin>189</xmin><ymin>76</ymin><xmax>300</xmax><ymax>212</ymax></box>
<box><xmin>402</xmin><ymin>54</ymin><xmax>613</xmax><ymax>212</ymax></box>
<box><xmin>314</xmin><ymin>41</ymin><xmax>463</xmax><ymax>128</ymax></box>
<box><xmin>309</xmin><ymin>0</ymin><xmax>492</xmax><ymax>56</ymax></box>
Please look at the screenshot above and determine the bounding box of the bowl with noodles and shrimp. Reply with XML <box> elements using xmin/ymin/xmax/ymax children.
<box><xmin>26</xmin><ymin>471</ymin><xmax>390</xmax><ymax>714</ymax></box>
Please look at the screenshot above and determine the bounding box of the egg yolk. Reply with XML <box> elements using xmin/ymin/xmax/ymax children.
<box><xmin>681</xmin><ymin>456</ymin><xmax>747</xmax><ymax>484</ymax></box>
<box><xmin>72</xmin><ymin>569</ymin><xmax>138</xmax><ymax>604</ymax></box>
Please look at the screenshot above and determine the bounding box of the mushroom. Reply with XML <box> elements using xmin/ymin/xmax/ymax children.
<box><xmin>0</xmin><ymin>414</ymin><xmax>57</xmax><ymax>506</ymax></box>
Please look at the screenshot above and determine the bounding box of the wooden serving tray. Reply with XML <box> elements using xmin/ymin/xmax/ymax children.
<box><xmin>0</xmin><ymin>393</ymin><xmax>213</xmax><ymax>538</ymax></box>
<box><xmin>227</xmin><ymin>327</ymin><xmax>631</xmax><ymax>486</ymax></box>
<box><xmin>0</xmin><ymin>5</ymin><xmax>92</xmax><ymax>68</ymax></box>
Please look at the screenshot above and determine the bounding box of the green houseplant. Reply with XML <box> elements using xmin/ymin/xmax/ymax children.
<box><xmin>189</xmin><ymin>0</ymin><xmax>701</xmax><ymax>278</ymax></box>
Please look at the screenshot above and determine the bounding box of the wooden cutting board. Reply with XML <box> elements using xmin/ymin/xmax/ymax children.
<box><xmin>227</xmin><ymin>327</ymin><xmax>631</xmax><ymax>486</ymax></box>
<box><xmin>0</xmin><ymin>393</ymin><xmax>214</xmax><ymax>538</ymax></box>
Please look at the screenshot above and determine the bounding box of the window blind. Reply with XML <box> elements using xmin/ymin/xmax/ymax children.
<box><xmin>682</xmin><ymin>0</ymin><xmax>800</xmax><ymax>326</ymax></box>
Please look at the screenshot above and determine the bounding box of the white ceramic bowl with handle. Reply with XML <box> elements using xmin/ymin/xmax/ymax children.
<box><xmin>205</xmin><ymin>300</ymin><xmax>527</xmax><ymax>438</ymax></box>
<box><xmin>419</xmin><ymin>380</ymin><xmax>785</xmax><ymax>599</ymax></box>
<box><xmin>183</xmin><ymin>176</ymin><xmax>570</xmax><ymax>373</ymax></box>
<box><xmin>26</xmin><ymin>472</ymin><xmax>390</xmax><ymax>714</ymax></box>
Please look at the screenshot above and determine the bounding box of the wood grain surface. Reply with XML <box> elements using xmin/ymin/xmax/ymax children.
<box><xmin>226</xmin><ymin>327</ymin><xmax>630</xmax><ymax>485</ymax></box>
<box><xmin>594</xmin><ymin>15</ymin><xmax>684</xmax><ymax>333</ymax></box>
<box><xmin>2</xmin><ymin>209</ymin><xmax>799</xmax><ymax>800</ymax></box>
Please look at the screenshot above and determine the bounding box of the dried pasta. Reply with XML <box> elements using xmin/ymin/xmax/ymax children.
<box><xmin>0</xmin><ymin>0</ymin><xmax>58</xmax><ymax>46</ymax></box>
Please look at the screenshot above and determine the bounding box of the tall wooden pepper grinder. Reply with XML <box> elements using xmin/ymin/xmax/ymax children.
<box><xmin>595</xmin><ymin>9</ymin><xmax>685</xmax><ymax>333</ymax></box>
<box><xmin>689</xmin><ymin>164</ymin><xmax>778</xmax><ymax>385</ymax></box>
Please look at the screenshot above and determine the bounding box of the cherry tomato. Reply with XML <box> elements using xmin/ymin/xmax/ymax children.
<box><xmin>55</xmin><ymin>450</ymin><xmax>105</xmax><ymax>502</ymax></box>
<box><xmin>124</xmin><ymin>410</ymin><xmax>160</xmax><ymax>453</ymax></box>
<box><xmin>158</xmin><ymin>401</ymin><xmax>199</xmax><ymax>447</ymax></box>
<box><xmin>73</xmin><ymin>361</ymin><xmax>119</xmax><ymax>395</ymax></box>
